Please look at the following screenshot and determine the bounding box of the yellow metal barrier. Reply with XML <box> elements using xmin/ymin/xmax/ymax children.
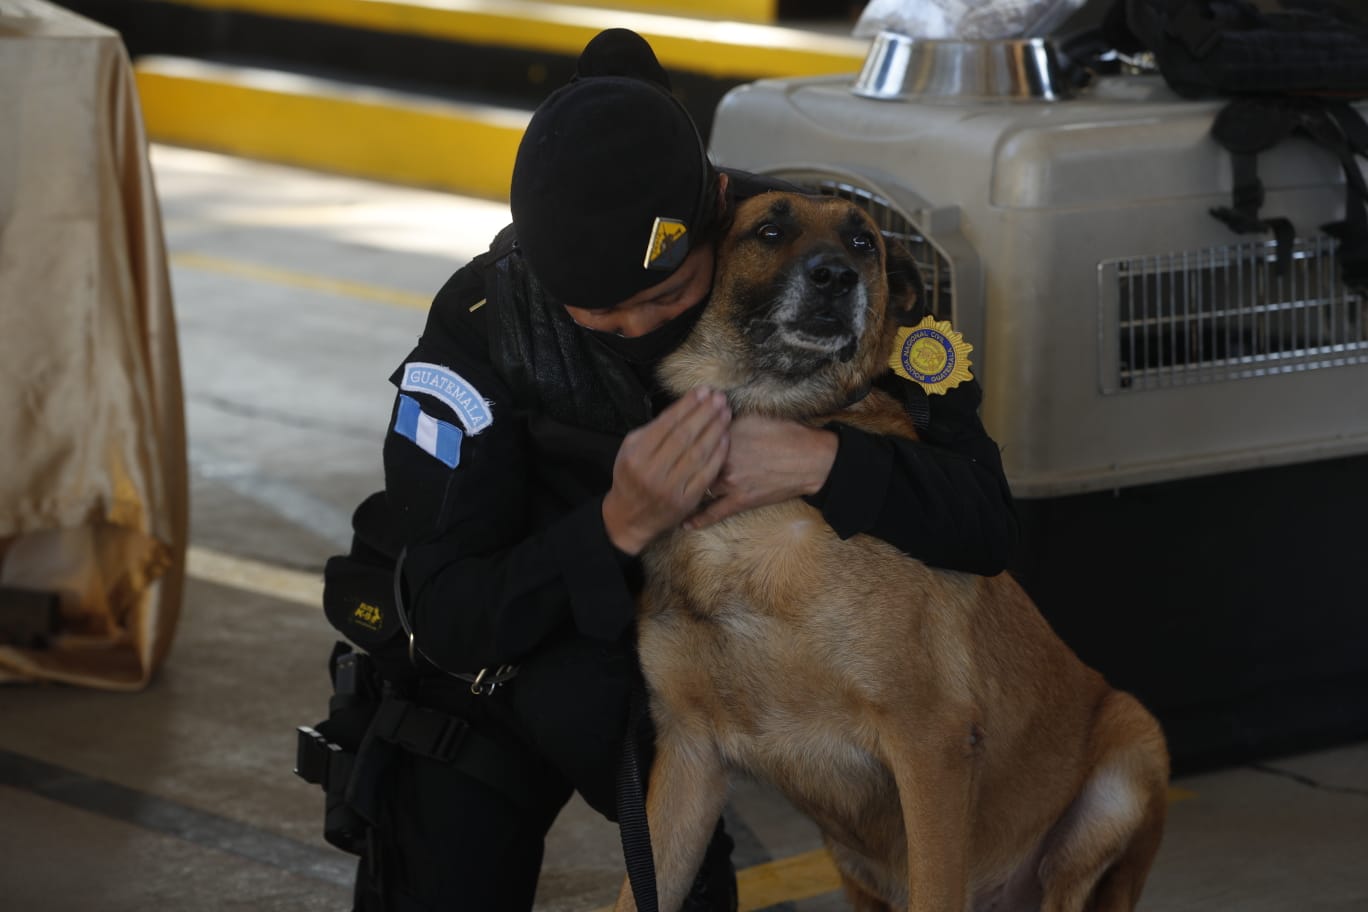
<box><xmin>536</xmin><ymin>0</ymin><xmax>779</xmax><ymax>24</ymax></box>
<box><xmin>136</xmin><ymin>58</ymin><xmax>529</xmax><ymax>200</ymax></box>
<box><xmin>159</xmin><ymin>0</ymin><xmax>866</xmax><ymax>80</ymax></box>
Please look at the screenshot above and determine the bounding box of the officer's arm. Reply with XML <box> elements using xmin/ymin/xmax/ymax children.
<box><xmin>385</xmin><ymin>366</ymin><xmax>638</xmax><ymax>673</ymax></box>
<box><xmin>385</xmin><ymin>270</ymin><xmax>637</xmax><ymax>673</ymax></box>
<box><xmin>806</xmin><ymin>377</ymin><xmax>1019</xmax><ymax>576</ymax></box>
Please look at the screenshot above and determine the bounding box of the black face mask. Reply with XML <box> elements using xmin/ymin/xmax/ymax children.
<box><xmin>584</xmin><ymin>295</ymin><xmax>708</xmax><ymax>365</ymax></box>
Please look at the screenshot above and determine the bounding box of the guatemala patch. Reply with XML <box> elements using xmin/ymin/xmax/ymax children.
<box><xmin>393</xmin><ymin>394</ymin><xmax>463</xmax><ymax>468</ymax></box>
<box><xmin>399</xmin><ymin>361</ymin><xmax>494</xmax><ymax>434</ymax></box>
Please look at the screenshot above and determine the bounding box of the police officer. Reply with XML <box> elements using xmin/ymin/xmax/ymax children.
<box><xmin>356</xmin><ymin>28</ymin><xmax>1017</xmax><ymax>912</ymax></box>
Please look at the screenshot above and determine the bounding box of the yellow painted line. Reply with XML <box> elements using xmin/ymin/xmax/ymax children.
<box><xmin>136</xmin><ymin>58</ymin><xmax>528</xmax><ymax>200</ymax></box>
<box><xmin>593</xmin><ymin>786</ymin><xmax>1199</xmax><ymax>910</ymax></box>
<box><xmin>156</xmin><ymin>0</ymin><xmax>867</xmax><ymax>80</ymax></box>
<box><xmin>590</xmin><ymin>848</ymin><xmax>841</xmax><ymax>912</ymax></box>
<box><xmin>171</xmin><ymin>251</ymin><xmax>432</xmax><ymax>310</ymax></box>
<box><xmin>735</xmin><ymin>848</ymin><xmax>843</xmax><ymax>909</ymax></box>
<box><xmin>186</xmin><ymin>545</ymin><xmax>322</xmax><ymax>608</ymax></box>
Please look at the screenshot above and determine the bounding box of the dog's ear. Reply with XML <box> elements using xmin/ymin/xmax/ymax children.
<box><xmin>885</xmin><ymin>238</ymin><xmax>928</xmax><ymax>327</ymax></box>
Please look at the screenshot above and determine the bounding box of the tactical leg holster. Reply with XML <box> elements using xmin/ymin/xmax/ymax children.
<box><xmin>295</xmin><ymin>642</ymin><xmax>388</xmax><ymax>855</ymax></box>
<box><xmin>296</xmin><ymin>642</ymin><xmax>566</xmax><ymax>860</ymax></box>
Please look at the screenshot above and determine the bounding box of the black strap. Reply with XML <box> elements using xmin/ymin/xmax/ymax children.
<box><xmin>1329</xmin><ymin>102</ymin><xmax>1368</xmax><ymax>157</ymax></box>
<box><xmin>1209</xmin><ymin>100</ymin><xmax>1286</xmax><ymax>244</ymax></box>
<box><xmin>1227</xmin><ymin>151</ymin><xmax>1263</xmax><ymax>220</ymax></box>
<box><xmin>367</xmin><ymin>693</ymin><xmax>553</xmax><ymax>810</ymax></box>
<box><xmin>1301</xmin><ymin>104</ymin><xmax>1368</xmax><ymax>292</ymax></box>
<box><xmin>616</xmin><ymin>677</ymin><xmax>658</xmax><ymax>912</ymax></box>
<box><xmin>371</xmin><ymin>696</ymin><xmax>470</xmax><ymax>762</ymax></box>
<box><xmin>899</xmin><ymin>380</ymin><xmax>932</xmax><ymax>432</ymax></box>
<box><xmin>1208</xmin><ymin>98</ymin><xmax>1311</xmax><ymax>276</ymax></box>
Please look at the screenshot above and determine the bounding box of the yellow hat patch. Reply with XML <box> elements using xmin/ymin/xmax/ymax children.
<box><xmin>643</xmin><ymin>217</ymin><xmax>689</xmax><ymax>271</ymax></box>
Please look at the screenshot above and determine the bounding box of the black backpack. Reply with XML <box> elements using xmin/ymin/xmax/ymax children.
<box><xmin>1106</xmin><ymin>0</ymin><xmax>1368</xmax><ymax>289</ymax></box>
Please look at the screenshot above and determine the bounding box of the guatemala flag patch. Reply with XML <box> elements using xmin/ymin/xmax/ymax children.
<box><xmin>393</xmin><ymin>394</ymin><xmax>463</xmax><ymax>468</ymax></box>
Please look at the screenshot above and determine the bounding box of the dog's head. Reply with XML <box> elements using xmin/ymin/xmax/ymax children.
<box><xmin>657</xmin><ymin>191</ymin><xmax>924</xmax><ymax>418</ymax></box>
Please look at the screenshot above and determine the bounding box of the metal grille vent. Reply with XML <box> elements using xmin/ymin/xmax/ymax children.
<box><xmin>780</xmin><ymin>176</ymin><xmax>955</xmax><ymax>321</ymax></box>
<box><xmin>1102</xmin><ymin>236</ymin><xmax>1368</xmax><ymax>392</ymax></box>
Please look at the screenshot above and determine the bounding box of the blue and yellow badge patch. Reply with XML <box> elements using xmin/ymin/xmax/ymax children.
<box><xmin>643</xmin><ymin>216</ymin><xmax>689</xmax><ymax>272</ymax></box>
<box><xmin>889</xmin><ymin>316</ymin><xmax>974</xmax><ymax>395</ymax></box>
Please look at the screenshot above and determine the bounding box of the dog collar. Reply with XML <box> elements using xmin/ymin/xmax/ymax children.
<box><xmin>843</xmin><ymin>385</ymin><xmax>872</xmax><ymax>407</ymax></box>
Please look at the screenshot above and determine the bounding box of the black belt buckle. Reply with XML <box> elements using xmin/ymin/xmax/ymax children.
<box><xmin>428</xmin><ymin>716</ymin><xmax>469</xmax><ymax>763</ymax></box>
<box><xmin>372</xmin><ymin>696</ymin><xmax>471</xmax><ymax>763</ymax></box>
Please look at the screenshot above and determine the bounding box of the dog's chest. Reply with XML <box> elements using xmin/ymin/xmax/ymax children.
<box><xmin>644</xmin><ymin>500</ymin><xmax>847</xmax><ymax>621</ymax></box>
<box><xmin>639</xmin><ymin>502</ymin><xmax>895</xmax><ymax>767</ymax></box>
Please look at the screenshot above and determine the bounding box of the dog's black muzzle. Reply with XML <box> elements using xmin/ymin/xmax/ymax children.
<box><xmin>798</xmin><ymin>250</ymin><xmax>862</xmax><ymax>337</ymax></box>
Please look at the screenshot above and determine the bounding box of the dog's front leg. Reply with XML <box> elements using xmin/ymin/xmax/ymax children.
<box><xmin>885</xmin><ymin>721</ymin><xmax>977</xmax><ymax>912</ymax></box>
<box><xmin>614</xmin><ymin>727</ymin><xmax>729</xmax><ymax>912</ymax></box>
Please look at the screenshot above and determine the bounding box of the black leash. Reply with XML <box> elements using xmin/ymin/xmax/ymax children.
<box><xmin>616</xmin><ymin>676</ymin><xmax>658</xmax><ymax>912</ymax></box>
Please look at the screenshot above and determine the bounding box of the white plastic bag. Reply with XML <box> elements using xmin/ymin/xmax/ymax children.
<box><xmin>853</xmin><ymin>0</ymin><xmax>1087</xmax><ymax>41</ymax></box>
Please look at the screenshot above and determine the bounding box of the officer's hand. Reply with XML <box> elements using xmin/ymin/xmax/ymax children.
<box><xmin>603</xmin><ymin>387</ymin><xmax>731</xmax><ymax>555</ymax></box>
<box><xmin>683</xmin><ymin>416</ymin><xmax>837</xmax><ymax>531</ymax></box>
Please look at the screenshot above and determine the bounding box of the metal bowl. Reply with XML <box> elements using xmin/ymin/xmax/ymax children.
<box><xmin>852</xmin><ymin>32</ymin><xmax>1074</xmax><ymax>103</ymax></box>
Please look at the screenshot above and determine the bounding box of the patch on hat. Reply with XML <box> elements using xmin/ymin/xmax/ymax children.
<box><xmin>643</xmin><ymin>217</ymin><xmax>689</xmax><ymax>271</ymax></box>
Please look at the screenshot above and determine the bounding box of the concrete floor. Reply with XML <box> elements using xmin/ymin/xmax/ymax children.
<box><xmin>1</xmin><ymin>147</ymin><xmax>1365</xmax><ymax>911</ymax></box>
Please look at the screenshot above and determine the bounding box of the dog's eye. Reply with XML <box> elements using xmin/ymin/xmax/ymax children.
<box><xmin>850</xmin><ymin>232</ymin><xmax>877</xmax><ymax>252</ymax></box>
<box><xmin>756</xmin><ymin>223</ymin><xmax>783</xmax><ymax>242</ymax></box>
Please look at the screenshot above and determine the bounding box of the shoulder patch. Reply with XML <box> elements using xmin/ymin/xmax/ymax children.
<box><xmin>888</xmin><ymin>316</ymin><xmax>974</xmax><ymax>396</ymax></box>
<box><xmin>393</xmin><ymin>395</ymin><xmax>463</xmax><ymax>468</ymax></box>
<box><xmin>400</xmin><ymin>361</ymin><xmax>494</xmax><ymax>435</ymax></box>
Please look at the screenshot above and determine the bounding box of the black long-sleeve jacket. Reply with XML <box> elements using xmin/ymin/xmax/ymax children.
<box><xmin>383</xmin><ymin>186</ymin><xmax>1017</xmax><ymax>678</ymax></box>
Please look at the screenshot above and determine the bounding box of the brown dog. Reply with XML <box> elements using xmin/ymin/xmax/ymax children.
<box><xmin>615</xmin><ymin>192</ymin><xmax>1170</xmax><ymax>912</ymax></box>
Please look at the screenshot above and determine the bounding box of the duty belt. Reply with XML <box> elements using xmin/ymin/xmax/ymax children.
<box><xmin>369</xmin><ymin>695</ymin><xmax>473</xmax><ymax>762</ymax></box>
<box><xmin>296</xmin><ymin>693</ymin><xmax>559</xmax><ymax>811</ymax></box>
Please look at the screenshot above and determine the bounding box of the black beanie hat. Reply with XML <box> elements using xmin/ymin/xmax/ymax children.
<box><xmin>509</xmin><ymin>29</ymin><xmax>712</xmax><ymax>310</ymax></box>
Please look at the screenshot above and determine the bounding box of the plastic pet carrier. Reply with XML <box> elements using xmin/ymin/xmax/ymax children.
<box><xmin>709</xmin><ymin>35</ymin><xmax>1368</xmax><ymax>771</ymax></box>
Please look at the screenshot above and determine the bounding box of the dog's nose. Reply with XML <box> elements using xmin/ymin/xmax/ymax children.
<box><xmin>806</xmin><ymin>253</ymin><xmax>859</xmax><ymax>297</ymax></box>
